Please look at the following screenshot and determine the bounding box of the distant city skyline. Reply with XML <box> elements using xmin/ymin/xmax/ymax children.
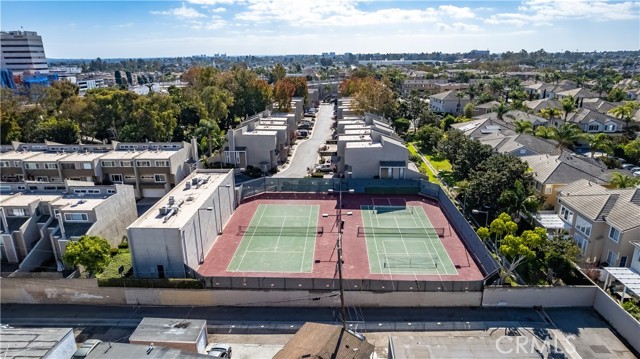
<box><xmin>1</xmin><ymin>0</ymin><xmax>639</xmax><ymax>59</ymax></box>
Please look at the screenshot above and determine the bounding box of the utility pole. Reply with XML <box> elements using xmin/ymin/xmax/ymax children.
<box><xmin>337</xmin><ymin>180</ymin><xmax>347</xmax><ymax>330</ymax></box>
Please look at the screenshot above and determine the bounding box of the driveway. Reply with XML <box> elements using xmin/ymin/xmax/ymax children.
<box><xmin>274</xmin><ymin>103</ymin><xmax>333</xmax><ymax>178</ymax></box>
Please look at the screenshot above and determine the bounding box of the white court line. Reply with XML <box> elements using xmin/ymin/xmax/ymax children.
<box><xmin>232</xmin><ymin>204</ymin><xmax>267</xmax><ymax>271</ymax></box>
<box><xmin>361</xmin><ymin>205</ymin><xmax>384</xmax><ymax>274</ymax></box>
<box><xmin>414</xmin><ymin>206</ymin><xmax>455</xmax><ymax>275</ymax></box>
<box><xmin>273</xmin><ymin>215</ymin><xmax>286</xmax><ymax>252</ymax></box>
<box><xmin>300</xmin><ymin>205</ymin><xmax>313</xmax><ymax>272</ymax></box>
<box><xmin>246</xmin><ymin>250</ymin><xmax>305</xmax><ymax>254</ymax></box>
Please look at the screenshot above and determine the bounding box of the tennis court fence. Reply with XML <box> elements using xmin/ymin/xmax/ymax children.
<box><xmin>237</xmin><ymin>225</ymin><xmax>324</xmax><ymax>236</ymax></box>
<box><xmin>357</xmin><ymin>226</ymin><xmax>445</xmax><ymax>237</ymax></box>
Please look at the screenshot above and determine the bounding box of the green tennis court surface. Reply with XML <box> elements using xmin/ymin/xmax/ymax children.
<box><xmin>227</xmin><ymin>204</ymin><xmax>320</xmax><ymax>273</ymax></box>
<box><xmin>361</xmin><ymin>201</ymin><xmax>458</xmax><ymax>275</ymax></box>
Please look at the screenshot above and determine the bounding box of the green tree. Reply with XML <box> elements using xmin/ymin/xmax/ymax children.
<box><xmin>534</xmin><ymin>125</ymin><xmax>555</xmax><ymax>139</ymax></box>
<box><xmin>499</xmin><ymin>227</ymin><xmax>546</xmax><ymax>284</ymax></box>
<box><xmin>453</xmin><ymin>139</ymin><xmax>494</xmax><ymax>180</ymax></box>
<box><xmin>466</xmin><ymin>154</ymin><xmax>530</xmax><ymax>212</ymax></box>
<box><xmin>414</xmin><ymin>125</ymin><xmax>444</xmax><ymax>152</ymax></box>
<box><xmin>34</xmin><ymin>117</ymin><xmax>80</xmax><ymax>143</ymax></box>
<box><xmin>514</xmin><ymin>120</ymin><xmax>533</xmax><ymax>134</ymax></box>
<box><xmin>559</xmin><ymin>95</ymin><xmax>577</xmax><ymax>121</ymax></box>
<box><xmin>550</xmin><ymin>123</ymin><xmax>585</xmax><ymax>150</ymax></box>
<box><xmin>538</xmin><ymin>107</ymin><xmax>562</xmax><ymax>123</ymax></box>
<box><xmin>587</xmin><ymin>133</ymin><xmax>613</xmax><ymax>158</ymax></box>
<box><xmin>119</xmin><ymin>93</ymin><xmax>178</xmax><ymax>142</ymax></box>
<box><xmin>611</xmin><ymin>102</ymin><xmax>640</xmax><ymax>131</ymax></box>
<box><xmin>352</xmin><ymin>77</ymin><xmax>397</xmax><ymax>118</ymax></box>
<box><xmin>195</xmin><ymin>119</ymin><xmax>224</xmax><ymax>158</ymax></box>
<box><xmin>273</xmin><ymin>79</ymin><xmax>296</xmax><ymax>112</ymax></box>
<box><xmin>498</xmin><ymin>180</ymin><xmax>539</xmax><ymax>221</ymax></box>
<box><xmin>437</xmin><ymin>128</ymin><xmax>467</xmax><ymax>165</ymax></box>
<box><xmin>477</xmin><ymin>213</ymin><xmax>517</xmax><ymax>255</ymax></box>
<box><xmin>540</xmin><ymin>234</ymin><xmax>581</xmax><ymax>285</ymax></box>
<box><xmin>463</xmin><ymin>103</ymin><xmax>474</xmax><ymax>119</ymax></box>
<box><xmin>0</xmin><ymin>89</ymin><xmax>22</xmax><ymax>144</ymax></box>
<box><xmin>393</xmin><ymin>117</ymin><xmax>411</xmax><ymax>135</ymax></box>
<box><xmin>492</xmin><ymin>102</ymin><xmax>508</xmax><ymax>120</ymax></box>
<box><xmin>607</xmin><ymin>87</ymin><xmax>627</xmax><ymax>102</ymax></box>
<box><xmin>62</xmin><ymin>235</ymin><xmax>111</xmax><ymax>274</ymax></box>
<box><xmin>623</xmin><ymin>138</ymin><xmax>640</xmax><ymax>162</ymax></box>
<box><xmin>271</xmin><ymin>63</ymin><xmax>287</xmax><ymax>83</ymax></box>
<box><xmin>609</xmin><ymin>172</ymin><xmax>639</xmax><ymax>189</ymax></box>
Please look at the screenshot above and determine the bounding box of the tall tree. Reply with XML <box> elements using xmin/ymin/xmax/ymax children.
<box><xmin>466</xmin><ymin>154</ymin><xmax>530</xmax><ymax>212</ymax></box>
<box><xmin>62</xmin><ymin>235</ymin><xmax>111</xmax><ymax>274</ymax></box>
<box><xmin>623</xmin><ymin>138</ymin><xmax>640</xmax><ymax>163</ymax></box>
<box><xmin>560</xmin><ymin>95</ymin><xmax>577</xmax><ymax>121</ymax></box>
<box><xmin>271</xmin><ymin>63</ymin><xmax>286</xmax><ymax>83</ymax></box>
<box><xmin>609</xmin><ymin>172</ymin><xmax>639</xmax><ymax>189</ymax></box>
<box><xmin>587</xmin><ymin>133</ymin><xmax>613</xmax><ymax>158</ymax></box>
<box><xmin>550</xmin><ymin>123</ymin><xmax>585</xmax><ymax>150</ymax></box>
<box><xmin>498</xmin><ymin>180</ymin><xmax>539</xmax><ymax>221</ymax></box>
<box><xmin>514</xmin><ymin>120</ymin><xmax>533</xmax><ymax>134</ymax></box>
<box><xmin>611</xmin><ymin>102</ymin><xmax>640</xmax><ymax>131</ymax></box>
<box><xmin>34</xmin><ymin>117</ymin><xmax>80</xmax><ymax>143</ymax></box>
<box><xmin>492</xmin><ymin>102</ymin><xmax>508</xmax><ymax>121</ymax></box>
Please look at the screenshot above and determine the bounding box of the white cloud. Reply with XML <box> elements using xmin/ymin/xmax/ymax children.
<box><xmin>113</xmin><ymin>22</ymin><xmax>134</xmax><ymax>28</ymax></box>
<box><xmin>187</xmin><ymin>0</ymin><xmax>237</xmax><ymax>4</ymax></box>
<box><xmin>486</xmin><ymin>0</ymin><xmax>640</xmax><ymax>26</ymax></box>
<box><xmin>210</xmin><ymin>7</ymin><xmax>227</xmax><ymax>13</ymax></box>
<box><xmin>151</xmin><ymin>4</ymin><xmax>206</xmax><ymax>19</ymax></box>
<box><xmin>234</xmin><ymin>0</ymin><xmax>476</xmax><ymax>27</ymax></box>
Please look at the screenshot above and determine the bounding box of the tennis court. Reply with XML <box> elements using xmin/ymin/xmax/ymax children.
<box><xmin>226</xmin><ymin>204</ymin><xmax>320</xmax><ymax>273</ymax></box>
<box><xmin>361</xmin><ymin>198</ymin><xmax>458</xmax><ymax>275</ymax></box>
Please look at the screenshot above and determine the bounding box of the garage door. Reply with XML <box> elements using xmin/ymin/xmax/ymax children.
<box><xmin>142</xmin><ymin>188</ymin><xmax>167</xmax><ymax>198</ymax></box>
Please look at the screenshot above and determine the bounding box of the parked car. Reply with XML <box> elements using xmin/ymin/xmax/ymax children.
<box><xmin>621</xmin><ymin>163</ymin><xmax>635</xmax><ymax>170</ymax></box>
<box><xmin>315</xmin><ymin>163</ymin><xmax>334</xmax><ymax>172</ymax></box>
<box><xmin>630</xmin><ymin>166</ymin><xmax>640</xmax><ymax>173</ymax></box>
<box><xmin>296</xmin><ymin>129</ymin><xmax>309</xmax><ymax>138</ymax></box>
<box><xmin>633</xmin><ymin>170</ymin><xmax>640</xmax><ymax>177</ymax></box>
<box><xmin>207</xmin><ymin>343</ymin><xmax>232</xmax><ymax>358</ymax></box>
<box><xmin>72</xmin><ymin>339</ymin><xmax>102</xmax><ymax>359</ymax></box>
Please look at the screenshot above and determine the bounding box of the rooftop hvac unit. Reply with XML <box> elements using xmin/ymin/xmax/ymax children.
<box><xmin>159</xmin><ymin>206</ymin><xmax>169</xmax><ymax>216</ymax></box>
<box><xmin>168</xmin><ymin>195</ymin><xmax>175</xmax><ymax>206</ymax></box>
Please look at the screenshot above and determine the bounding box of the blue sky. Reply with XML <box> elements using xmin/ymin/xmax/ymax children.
<box><xmin>2</xmin><ymin>0</ymin><xmax>639</xmax><ymax>58</ymax></box>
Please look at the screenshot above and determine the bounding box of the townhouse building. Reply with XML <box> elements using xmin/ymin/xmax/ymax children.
<box><xmin>0</xmin><ymin>140</ymin><xmax>194</xmax><ymax>199</ymax></box>
<box><xmin>0</xmin><ymin>182</ymin><xmax>136</xmax><ymax>272</ymax></box>
<box><xmin>429</xmin><ymin>90</ymin><xmax>470</xmax><ymax>115</ymax></box>
<box><xmin>555</xmin><ymin>180</ymin><xmax>640</xmax><ymax>268</ymax></box>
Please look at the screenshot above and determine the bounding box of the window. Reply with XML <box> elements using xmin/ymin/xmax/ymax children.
<box><xmin>50</xmin><ymin>177</ymin><xmax>61</xmax><ymax>182</ymax></box>
<box><xmin>574</xmin><ymin>235</ymin><xmax>588</xmax><ymax>255</ymax></box>
<box><xmin>36</xmin><ymin>176</ymin><xmax>48</xmax><ymax>182</ymax></box>
<box><xmin>106</xmin><ymin>189</ymin><xmax>116</xmax><ymax>194</ymax></box>
<box><xmin>13</xmin><ymin>161</ymin><xmax>20</xmax><ymax>167</ymax></box>
<box><xmin>136</xmin><ymin>160</ymin><xmax>151</xmax><ymax>167</ymax></box>
<box><xmin>73</xmin><ymin>189</ymin><xmax>100</xmax><ymax>194</ymax></box>
<box><xmin>588</xmin><ymin>124</ymin><xmax>599</xmax><ymax>131</ymax></box>
<box><xmin>124</xmin><ymin>175</ymin><xmax>136</xmax><ymax>181</ymax></box>
<box><xmin>64</xmin><ymin>213</ymin><xmax>88</xmax><ymax>221</ymax></box>
<box><xmin>140</xmin><ymin>175</ymin><xmax>154</xmax><ymax>180</ymax></box>
<box><xmin>44</xmin><ymin>163</ymin><xmax>58</xmax><ymax>170</ymax></box>
<box><xmin>575</xmin><ymin>216</ymin><xmax>592</xmax><ymax>237</ymax></box>
<box><xmin>535</xmin><ymin>181</ymin><xmax>542</xmax><ymax>191</ymax></box>
<box><xmin>43</xmin><ymin>186</ymin><xmax>57</xmax><ymax>191</ymax></box>
<box><xmin>155</xmin><ymin>160</ymin><xmax>169</xmax><ymax>167</ymax></box>
<box><xmin>81</xmin><ymin>163</ymin><xmax>92</xmax><ymax>169</ymax></box>
<box><xmin>17</xmin><ymin>185</ymin><xmax>26</xmax><ymax>190</ymax></box>
<box><xmin>560</xmin><ymin>205</ymin><xmax>574</xmax><ymax>223</ymax></box>
<box><xmin>154</xmin><ymin>174</ymin><xmax>167</xmax><ymax>183</ymax></box>
<box><xmin>24</xmin><ymin>163</ymin><xmax>38</xmax><ymax>170</ymax></box>
<box><xmin>606</xmin><ymin>251</ymin><xmax>617</xmax><ymax>266</ymax></box>
<box><xmin>102</xmin><ymin>160</ymin><xmax>115</xmax><ymax>167</ymax></box>
<box><xmin>608</xmin><ymin>226</ymin><xmax>620</xmax><ymax>243</ymax></box>
<box><xmin>620</xmin><ymin>256</ymin><xmax>627</xmax><ymax>267</ymax></box>
<box><xmin>544</xmin><ymin>186</ymin><xmax>552</xmax><ymax>194</ymax></box>
<box><xmin>0</xmin><ymin>161</ymin><xmax>9</xmax><ymax>167</ymax></box>
<box><xmin>7</xmin><ymin>208</ymin><xmax>27</xmax><ymax>216</ymax></box>
<box><xmin>111</xmin><ymin>174</ymin><xmax>123</xmax><ymax>183</ymax></box>
<box><xmin>121</xmin><ymin>160</ymin><xmax>133</xmax><ymax>167</ymax></box>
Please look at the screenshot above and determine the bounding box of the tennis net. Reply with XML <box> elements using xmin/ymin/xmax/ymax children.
<box><xmin>384</xmin><ymin>255</ymin><xmax>438</xmax><ymax>269</ymax></box>
<box><xmin>372</xmin><ymin>205</ymin><xmax>413</xmax><ymax>215</ymax></box>
<box><xmin>237</xmin><ymin>225</ymin><xmax>324</xmax><ymax>236</ymax></box>
<box><xmin>357</xmin><ymin>226</ymin><xmax>445</xmax><ymax>237</ymax></box>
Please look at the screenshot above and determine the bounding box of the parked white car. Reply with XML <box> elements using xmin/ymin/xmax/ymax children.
<box><xmin>207</xmin><ymin>343</ymin><xmax>232</xmax><ymax>358</ymax></box>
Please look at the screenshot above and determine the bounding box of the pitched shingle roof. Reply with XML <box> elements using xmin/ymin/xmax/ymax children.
<box><xmin>558</xmin><ymin>180</ymin><xmax>640</xmax><ymax>231</ymax></box>
<box><xmin>430</xmin><ymin>90</ymin><xmax>468</xmax><ymax>101</ymax></box>
<box><xmin>273</xmin><ymin>323</ymin><xmax>374</xmax><ymax>359</ymax></box>
<box><xmin>523</xmin><ymin>152</ymin><xmax>614</xmax><ymax>185</ymax></box>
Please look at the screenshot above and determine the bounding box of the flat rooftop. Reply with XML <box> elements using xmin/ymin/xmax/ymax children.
<box><xmin>86</xmin><ymin>343</ymin><xmax>208</xmax><ymax>359</ymax></box>
<box><xmin>53</xmin><ymin>196</ymin><xmax>109</xmax><ymax>211</ymax></box>
<box><xmin>0</xmin><ymin>151</ymin><xmax>40</xmax><ymax>160</ymax></box>
<box><xmin>338</xmin><ymin>135</ymin><xmax>371</xmax><ymax>141</ymax></box>
<box><xmin>244</xmin><ymin>130</ymin><xmax>278</xmax><ymax>136</ymax></box>
<box><xmin>134</xmin><ymin>149</ymin><xmax>182</xmax><ymax>160</ymax></box>
<box><xmin>0</xmin><ymin>327</ymin><xmax>74</xmax><ymax>359</ymax></box>
<box><xmin>129</xmin><ymin>170</ymin><xmax>232</xmax><ymax>229</ymax></box>
<box><xmin>58</xmin><ymin>151</ymin><xmax>106</xmax><ymax>162</ymax></box>
<box><xmin>0</xmin><ymin>193</ymin><xmax>62</xmax><ymax>207</ymax></box>
<box><xmin>129</xmin><ymin>317</ymin><xmax>206</xmax><ymax>344</ymax></box>
<box><xmin>22</xmin><ymin>152</ymin><xmax>70</xmax><ymax>162</ymax></box>
<box><xmin>99</xmin><ymin>150</ymin><xmax>143</xmax><ymax>160</ymax></box>
<box><xmin>346</xmin><ymin>141</ymin><xmax>382</xmax><ymax>149</ymax></box>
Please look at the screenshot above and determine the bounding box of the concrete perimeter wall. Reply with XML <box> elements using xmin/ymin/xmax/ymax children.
<box><xmin>482</xmin><ymin>286</ymin><xmax>597</xmax><ymax>307</ymax></box>
<box><xmin>593</xmin><ymin>287</ymin><xmax>640</xmax><ymax>354</ymax></box>
<box><xmin>0</xmin><ymin>278</ymin><xmax>481</xmax><ymax>307</ymax></box>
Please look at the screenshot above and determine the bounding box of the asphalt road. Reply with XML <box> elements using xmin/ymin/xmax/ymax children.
<box><xmin>273</xmin><ymin>103</ymin><xmax>333</xmax><ymax>178</ymax></box>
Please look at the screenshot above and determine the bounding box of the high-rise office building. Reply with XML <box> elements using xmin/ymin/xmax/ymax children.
<box><xmin>1</xmin><ymin>30</ymin><xmax>49</xmax><ymax>74</ymax></box>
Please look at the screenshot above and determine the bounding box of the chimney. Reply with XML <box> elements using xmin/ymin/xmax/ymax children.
<box><xmin>191</xmin><ymin>137</ymin><xmax>199</xmax><ymax>169</ymax></box>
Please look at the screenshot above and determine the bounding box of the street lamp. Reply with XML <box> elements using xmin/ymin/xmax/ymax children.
<box><xmin>472</xmin><ymin>209</ymin><xmax>489</xmax><ymax>227</ymax></box>
<box><xmin>453</xmin><ymin>186</ymin><xmax>467</xmax><ymax>214</ymax></box>
<box><xmin>196</xmin><ymin>207</ymin><xmax>213</xmax><ymax>264</ymax></box>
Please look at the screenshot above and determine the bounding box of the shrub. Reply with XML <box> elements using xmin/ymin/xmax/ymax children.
<box><xmin>97</xmin><ymin>250</ymin><xmax>132</xmax><ymax>279</ymax></box>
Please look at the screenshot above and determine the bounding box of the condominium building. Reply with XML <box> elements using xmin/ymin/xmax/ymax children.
<box><xmin>0</xmin><ymin>140</ymin><xmax>195</xmax><ymax>198</ymax></box>
<box><xmin>0</xmin><ymin>30</ymin><xmax>49</xmax><ymax>74</ymax></box>
<box><xmin>0</xmin><ymin>182</ymin><xmax>137</xmax><ymax>272</ymax></box>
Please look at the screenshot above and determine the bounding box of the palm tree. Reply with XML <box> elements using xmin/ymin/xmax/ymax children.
<box><xmin>514</xmin><ymin>120</ymin><xmax>533</xmax><ymax>134</ymax></box>
<box><xmin>610</xmin><ymin>172</ymin><xmax>639</xmax><ymax>189</ymax></box>
<box><xmin>550</xmin><ymin>123</ymin><xmax>585</xmax><ymax>150</ymax></box>
<box><xmin>538</xmin><ymin>107</ymin><xmax>562</xmax><ymax>125</ymax></box>
<box><xmin>534</xmin><ymin>126</ymin><xmax>555</xmax><ymax>139</ymax></box>
<box><xmin>492</xmin><ymin>102</ymin><xmax>508</xmax><ymax>120</ymax></box>
<box><xmin>560</xmin><ymin>95</ymin><xmax>577</xmax><ymax>121</ymax></box>
<box><xmin>587</xmin><ymin>133</ymin><xmax>613</xmax><ymax>158</ymax></box>
<box><xmin>195</xmin><ymin>118</ymin><xmax>224</xmax><ymax>159</ymax></box>
<box><xmin>611</xmin><ymin>102</ymin><xmax>640</xmax><ymax>131</ymax></box>
<box><xmin>498</xmin><ymin>180</ymin><xmax>540</xmax><ymax>221</ymax></box>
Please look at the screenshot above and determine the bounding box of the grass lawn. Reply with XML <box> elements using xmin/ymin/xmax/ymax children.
<box><xmin>408</xmin><ymin>143</ymin><xmax>439</xmax><ymax>183</ymax></box>
<box><xmin>424</xmin><ymin>151</ymin><xmax>452</xmax><ymax>172</ymax></box>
